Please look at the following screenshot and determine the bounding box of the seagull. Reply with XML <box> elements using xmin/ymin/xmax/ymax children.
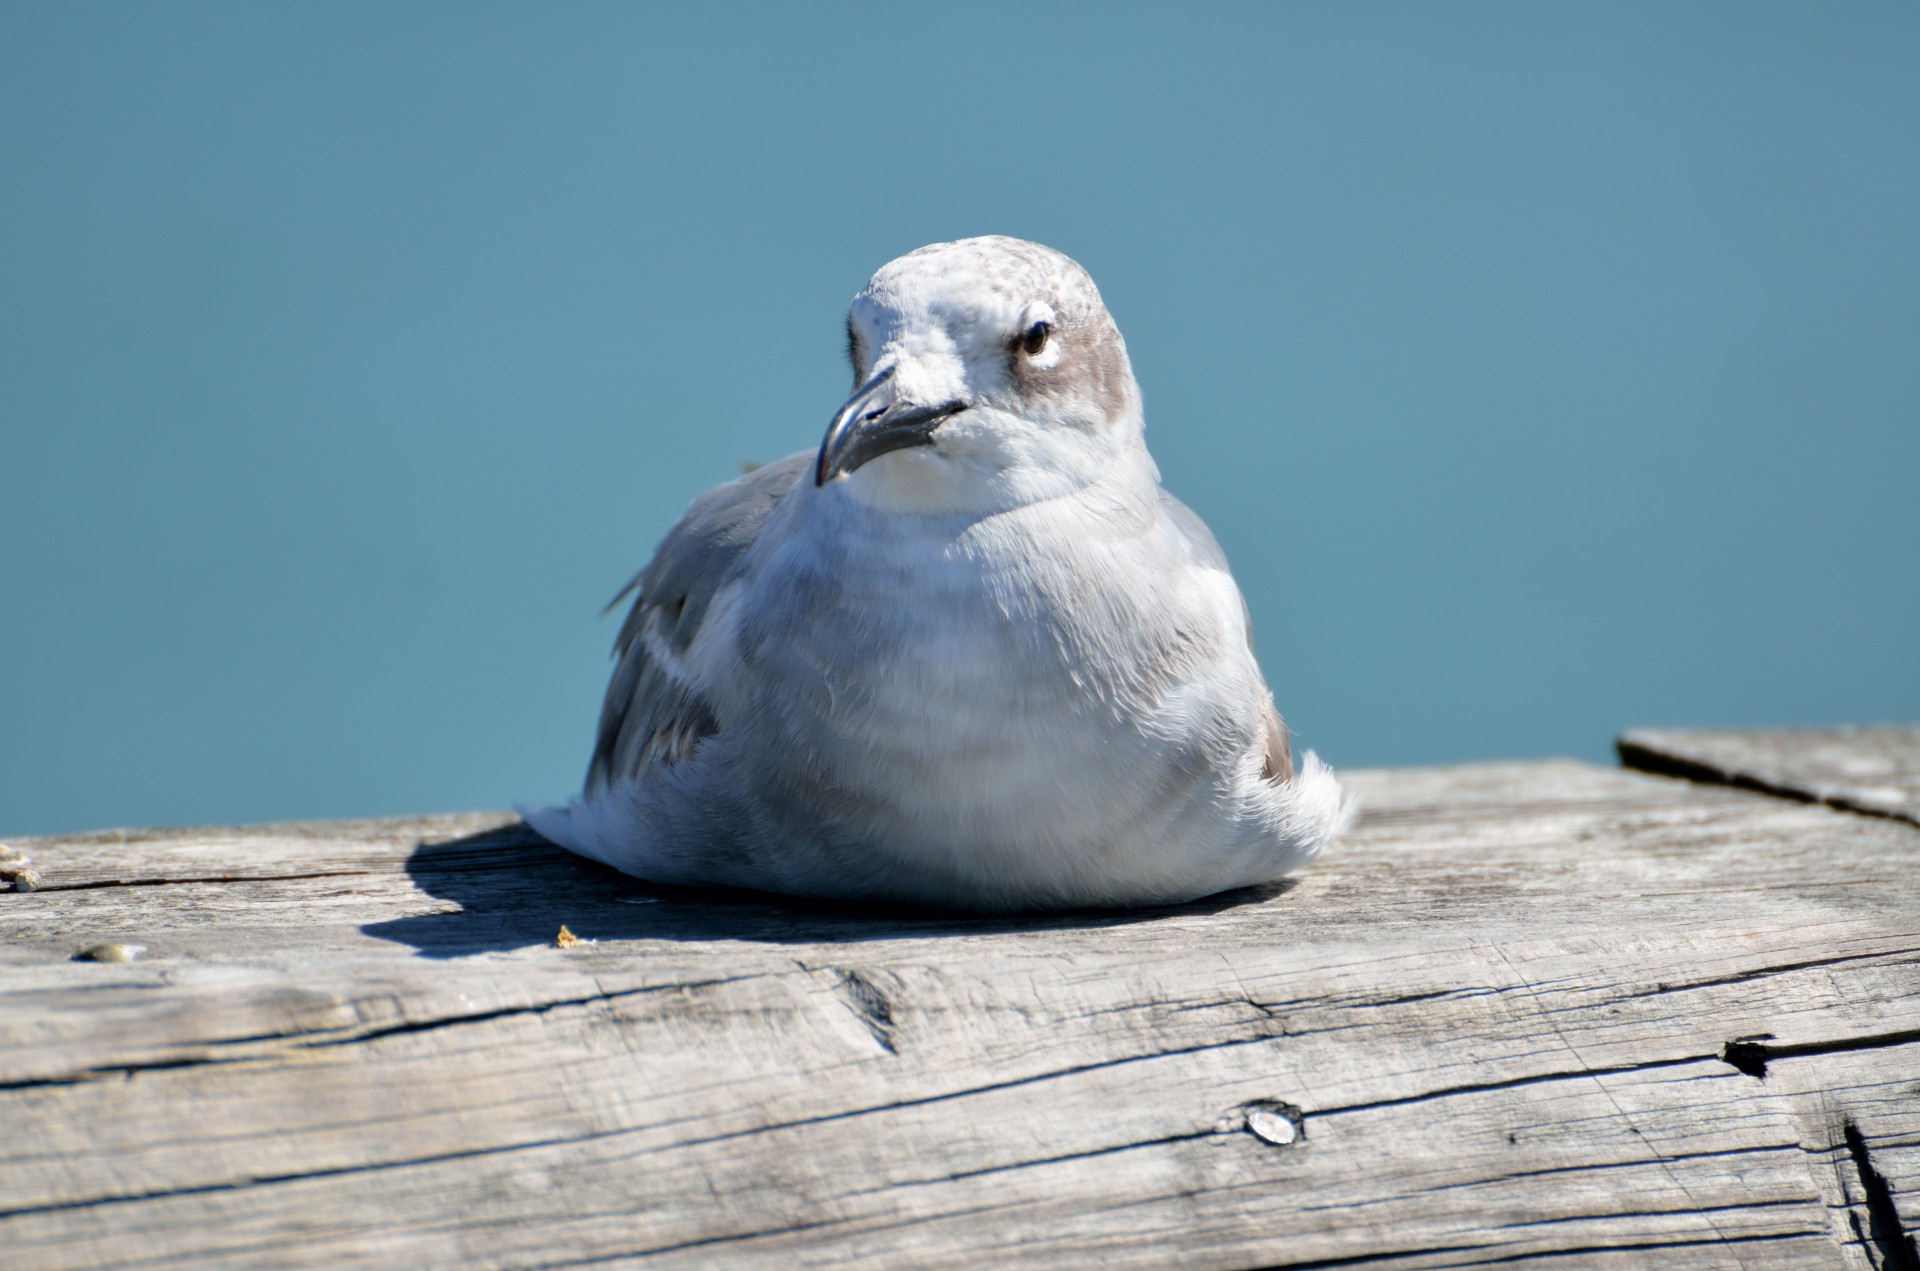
<box><xmin>525</xmin><ymin>236</ymin><xmax>1350</xmax><ymax>912</ymax></box>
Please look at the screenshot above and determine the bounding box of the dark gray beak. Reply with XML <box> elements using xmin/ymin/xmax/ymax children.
<box><xmin>815</xmin><ymin>366</ymin><xmax>968</xmax><ymax>486</ymax></box>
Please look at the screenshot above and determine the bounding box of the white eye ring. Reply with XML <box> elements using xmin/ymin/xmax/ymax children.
<box><xmin>1019</xmin><ymin>303</ymin><xmax>1062</xmax><ymax>370</ymax></box>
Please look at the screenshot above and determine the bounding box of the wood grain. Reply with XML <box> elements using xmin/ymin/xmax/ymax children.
<box><xmin>1621</xmin><ymin>724</ymin><xmax>1920</xmax><ymax>827</ymax></box>
<box><xmin>3</xmin><ymin>749</ymin><xmax>1918</xmax><ymax>1269</ymax></box>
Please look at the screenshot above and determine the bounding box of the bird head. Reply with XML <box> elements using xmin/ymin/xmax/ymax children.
<box><xmin>815</xmin><ymin>236</ymin><xmax>1146</xmax><ymax>512</ymax></box>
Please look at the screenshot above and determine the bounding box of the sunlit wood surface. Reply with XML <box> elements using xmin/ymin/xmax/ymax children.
<box><xmin>4</xmin><ymin>728</ymin><xmax>1917</xmax><ymax>1269</ymax></box>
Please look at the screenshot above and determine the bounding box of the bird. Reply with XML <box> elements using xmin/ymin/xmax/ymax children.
<box><xmin>524</xmin><ymin>235</ymin><xmax>1350</xmax><ymax>912</ymax></box>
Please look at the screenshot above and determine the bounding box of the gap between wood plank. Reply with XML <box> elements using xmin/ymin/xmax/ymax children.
<box><xmin>1617</xmin><ymin>734</ymin><xmax>1920</xmax><ymax>828</ymax></box>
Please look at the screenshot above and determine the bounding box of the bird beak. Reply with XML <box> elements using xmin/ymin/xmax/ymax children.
<box><xmin>815</xmin><ymin>364</ymin><xmax>968</xmax><ymax>486</ymax></box>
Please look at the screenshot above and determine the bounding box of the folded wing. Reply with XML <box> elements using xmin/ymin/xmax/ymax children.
<box><xmin>1156</xmin><ymin>487</ymin><xmax>1291</xmax><ymax>784</ymax></box>
<box><xmin>585</xmin><ymin>452</ymin><xmax>810</xmax><ymax>793</ymax></box>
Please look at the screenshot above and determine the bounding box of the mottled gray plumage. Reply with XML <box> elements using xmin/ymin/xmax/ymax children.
<box><xmin>587</xmin><ymin>453</ymin><xmax>809</xmax><ymax>792</ymax></box>
<box><xmin>527</xmin><ymin>236</ymin><xmax>1349</xmax><ymax>911</ymax></box>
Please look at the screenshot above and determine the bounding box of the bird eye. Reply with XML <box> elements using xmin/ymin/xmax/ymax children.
<box><xmin>1021</xmin><ymin>320</ymin><xmax>1053</xmax><ymax>357</ymax></box>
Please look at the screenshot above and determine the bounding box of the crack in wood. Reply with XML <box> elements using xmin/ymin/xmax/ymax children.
<box><xmin>1313</xmin><ymin>1054</ymin><xmax>1720</xmax><ymax>1119</ymax></box>
<box><xmin>5</xmin><ymin>869</ymin><xmax>380</xmax><ymax>893</ymax></box>
<box><xmin>1494</xmin><ymin>1196</ymin><xmax>1821</xmax><ymax>1229</ymax></box>
<box><xmin>0</xmin><ymin>1129</ymin><xmax>632</xmax><ymax>1221</ymax></box>
<box><xmin>1721</xmin><ymin>1028</ymin><xmax>1920</xmax><ymax>1080</ymax></box>
<box><xmin>302</xmin><ymin>971</ymin><xmax>762</xmax><ymax>1049</ymax></box>
<box><xmin>0</xmin><ymin>1049</ymin><xmax>294</xmax><ymax>1092</ymax></box>
<box><xmin>1171</xmin><ymin>993</ymin><xmax>1284</xmax><ymax>1017</ymax></box>
<box><xmin>1619</xmin><ymin>737</ymin><xmax>1920</xmax><ymax>828</ymax></box>
<box><xmin>522</xmin><ymin>1216</ymin><xmax>853</xmax><ymax>1268</ymax></box>
<box><xmin>1843</xmin><ymin>1118</ymin><xmax>1920</xmax><ymax>1271</ymax></box>
<box><xmin>1427</xmin><ymin>1230</ymin><xmax>1826</xmax><ymax>1267</ymax></box>
<box><xmin>653</xmin><ymin>1030</ymin><xmax>1288</xmax><ymax>1156</ymax></box>
<box><xmin>1623</xmin><ymin>947</ymin><xmax>1920</xmax><ymax>1000</ymax></box>
<box><xmin>559</xmin><ymin>1174</ymin><xmax>1226</xmax><ymax>1271</ymax></box>
<box><xmin>0</xmin><ymin>973</ymin><xmax>768</xmax><ymax>1091</ymax></box>
<box><xmin>832</xmin><ymin>968</ymin><xmax>898</xmax><ymax>1055</ymax></box>
<box><xmin>1266</xmin><ymin>985</ymin><xmax>1520</xmax><ymax>1014</ymax></box>
<box><xmin>514</xmin><ymin>1194</ymin><xmax>1033</xmax><ymax>1269</ymax></box>
<box><xmin>837</xmin><ymin>1128</ymin><xmax>1221</xmax><ymax>1199</ymax></box>
<box><xmin>1243</xmin><ymin>1243</ymin><xmax>1503</xmax><ymax>1269</ymax></box>
<box><xmin>1306</xmin><ymin>1144</ymin><xmax>1807</xmax><ymax>1209</ymax></box>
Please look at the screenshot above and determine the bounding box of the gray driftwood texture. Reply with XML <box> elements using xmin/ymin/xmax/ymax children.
<box><xmin>3</xmin><ymin>727</ymin><xmax>1918</xmax><ymax>1269</ymax></box>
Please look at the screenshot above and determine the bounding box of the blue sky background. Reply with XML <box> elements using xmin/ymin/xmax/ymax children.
<box><xmin>3</xmin><ymin>2</ymin><xmax>1915</xmax><ymax>835</ymax></box>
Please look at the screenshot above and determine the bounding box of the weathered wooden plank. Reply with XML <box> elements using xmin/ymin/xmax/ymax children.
<box><xmin>1620</xmin><ymin>724</ymin><xmax>1920</xmax><ymax>827</ymax></box>
<box><xmin>3</xmin><ymin>755</ymin><xmax>1918</xmax><ymax>1268</ymax></box>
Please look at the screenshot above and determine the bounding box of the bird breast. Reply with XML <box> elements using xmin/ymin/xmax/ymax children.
<box><xmin>715</xmin><ymin>486</ymin><xmax>1266</xmax><ymax>856</ymax></box>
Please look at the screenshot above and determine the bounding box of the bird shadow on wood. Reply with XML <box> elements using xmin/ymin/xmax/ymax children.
<box><xmin>361</xmin><ymin>821</ymin><xmax>1297</xmax><ymax>959</ymax></box>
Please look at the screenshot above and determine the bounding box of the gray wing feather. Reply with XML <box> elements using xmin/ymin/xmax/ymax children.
<box><xmin>1158</xmin><ymin>488</ymin><xmax>1292</xmax><ymax>783</ymax></box>
<box><xmin>586</xmin><ymin>452</ymin><xmax>810</xmax><ymax>793</ymax></box>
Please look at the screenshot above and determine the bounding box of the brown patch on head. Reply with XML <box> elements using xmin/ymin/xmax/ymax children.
<box><xmin>1082</xmin><ymin>319</ymin><xmax>1137</xmax><ymax>421</ymax></box>
<box><xmin>1007</xmin><ymin>304</ymin><xmax>1138</xmax><ymax>427</ymax></box>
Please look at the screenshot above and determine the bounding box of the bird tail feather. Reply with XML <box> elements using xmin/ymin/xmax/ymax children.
<box><xmin>1281</xmin><ymin>749</ymin><xmax>1356</xmax><ymax>863</ymax></box>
